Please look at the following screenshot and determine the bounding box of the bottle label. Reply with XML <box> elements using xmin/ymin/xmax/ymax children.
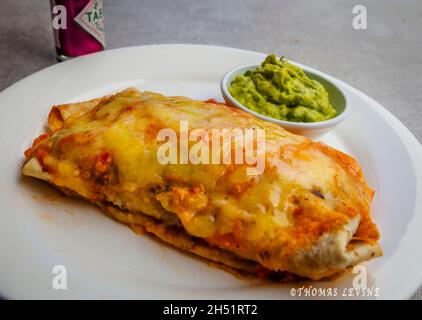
<box><xmin>74</xmin><ymin>0</ymin><xmax>105</xmax><ymax>48</ymax></box>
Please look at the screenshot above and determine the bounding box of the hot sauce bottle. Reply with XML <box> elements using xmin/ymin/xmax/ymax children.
<box><xmin>50</xmin><ymin>0</ymin><xmax>105</xmax><ymax>61</ymax></box>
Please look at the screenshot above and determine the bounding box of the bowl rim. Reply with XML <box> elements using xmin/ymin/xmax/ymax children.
<box><xmin>220</xmin><ymin>63</ymin><xmax>350</xmax><ymax>129</ymax></box>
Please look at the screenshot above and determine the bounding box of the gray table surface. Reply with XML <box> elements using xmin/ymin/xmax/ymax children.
<box><xmin>0</xmin><ymin>0</ymin><xmax>421</xmax><ymax>299</ymax></box>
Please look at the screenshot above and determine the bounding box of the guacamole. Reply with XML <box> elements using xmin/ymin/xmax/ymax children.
<box><xmin>228</xmin><ymin>54</ymin><xmax>336</xmax><ymax>122</ymax></box>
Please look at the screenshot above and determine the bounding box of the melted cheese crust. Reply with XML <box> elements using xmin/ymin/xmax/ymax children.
<box><xmin>23</xmin><ymin>88</ymin><xmax>381</xmax><ymax>279</ymax></box>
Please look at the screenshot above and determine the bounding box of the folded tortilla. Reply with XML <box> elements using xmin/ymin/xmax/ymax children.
<box><xmin>23</xmin><ymin>88</ymin><xmax>381</xmax><ymax>280</ymax></box>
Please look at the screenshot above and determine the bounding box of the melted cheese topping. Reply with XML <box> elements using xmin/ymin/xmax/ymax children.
<box><xmin>24</xmin><ymin>88</ymin><xmax>380</xmax><ymax>273</ymax></box>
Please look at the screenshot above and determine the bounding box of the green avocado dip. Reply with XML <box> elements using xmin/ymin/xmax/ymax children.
<box><xmin>228</xmin><ymin>54</ymin><xmax>336</xmax><ymax>122</ymax></box>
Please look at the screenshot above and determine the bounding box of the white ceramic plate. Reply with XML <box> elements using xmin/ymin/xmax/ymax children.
<box><xmin>0</xmin><ymin>45</ymin><xmax>421</xmax><ymax>300</ymax></box>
